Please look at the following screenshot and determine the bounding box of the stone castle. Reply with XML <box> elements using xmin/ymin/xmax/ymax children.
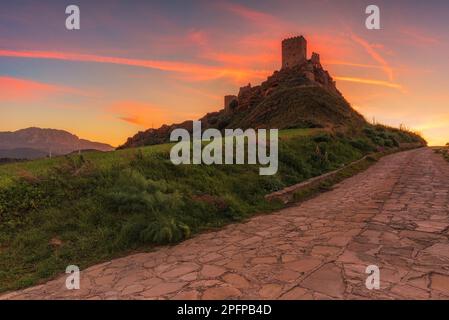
<box><xmin>282</xmin><ymin>36</ymin><xmax>307</xmax><ymax>69</ymax></box>
<box><xmin>224</xmin><ymin>35</ymin><xmax>338</xmax><ymax>112</ymax></box>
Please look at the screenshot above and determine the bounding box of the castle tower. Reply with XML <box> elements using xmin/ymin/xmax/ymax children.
<box><xmin>224</xmin><ymin>95</ymin><xmax>237</xmax><ymax>112</ymax></box>
<box><xmin>311</xmin><ymin>52</ymin><xmax>320</xmax><ymax>66</ymax></box>
<box><xmin>282</xmin><ymin>36</ymin><xmax>307</xmax><ymax>69</ymax></box>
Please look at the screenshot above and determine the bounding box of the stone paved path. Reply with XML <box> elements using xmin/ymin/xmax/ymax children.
<box><xmin>3</xmin><ymin>147</ymin><xmax>449</xmax><ymax>300</ymax></box>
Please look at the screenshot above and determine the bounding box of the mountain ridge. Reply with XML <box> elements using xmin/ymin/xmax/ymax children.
<box><xmin>0</xmin><ymin>127</ymin><xmax>114</xmax><ymax>159</ymax></box>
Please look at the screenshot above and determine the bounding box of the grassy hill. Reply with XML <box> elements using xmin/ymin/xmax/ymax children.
<box><xmin>119</xmin><ymin>74</ymin><xmax>366</xmax><ymax>149</ymax></box>
<box><xmin>0</xmin><ymin>126</ymin><xmax>424</xmax><ymax>292</ymax></box>
<box><xmin>227</xmin><ymin>86</ymin><xmax>366</xmax><ymax>130</ymax></box>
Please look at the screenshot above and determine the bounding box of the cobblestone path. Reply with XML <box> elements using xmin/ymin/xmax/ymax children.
<box><xmin>3</xmin><ymin>148</ymin><xmax>449</xmax><ymax>300</ymax></box>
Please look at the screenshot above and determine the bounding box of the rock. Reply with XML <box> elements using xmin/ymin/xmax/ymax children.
<box><xmin>284</xmin><ymin>258</ymin><xmax>321</xmax><ymax>273</ymax></box>
<box><xmin>172</xmin><ymin>290</ymin><xmax>199</xmax><ymax>300</ymax></box>
<box><xmin>279</xmin><ymin>287</ymin><xmax>312</xmax><ymax>300</ymax></box>
<box><xmin>301</xmin><ymin>264</ymin><xmax>345</xmax><ymax>298</ymax></box>
<box><xmin>259</xmin><ymin>284</ymin><xmax>283</xmax><ymax>299</ymax></box>
<box><xmin>202</xmin><ymin>286</ymin><xmax>241</xmax><ymax>300</ymax></box>
<box><xmin>160</xmin><ymin>263</ymin><xmax>200</xmax><ymax>279</ymax></box>
<box><xmin>424</xmin><ymin>244</ymin><xmax>449</xmax><ymax>259</ymax></box>
<box><xmin>222</xmin><ymin>274</ymin><xmax>250</xmax><ymax>289</ymax></box>
<box><xmin>200</xmin><ymin>265</ymin><xmax>227</xmax><ymax>278</ymax></box>
<box><xmin>431</xmin><ymin>274</ymin><xmax>449</xmax><ymax>294</ymax></box>
<box><xmin>141</xmin><ymin>282</ymin><xmax>187</xmax><ymax>298</ymax></box>
<box><xmin>121</xmin><ymin>284</ymin><xmax>145</xmax><ymax>295</ymax></box>
<box><xmin>251</xmin><ymin>257</ymin><xmax>278</xmax><ymax>264</ymax></box>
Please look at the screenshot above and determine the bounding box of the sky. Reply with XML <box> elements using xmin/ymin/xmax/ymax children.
<box><xmin>0</xmin><ymin>0</ymin><xmax>448</xmax><ymax>146</ymax></box>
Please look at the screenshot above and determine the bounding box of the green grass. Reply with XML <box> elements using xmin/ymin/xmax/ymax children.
<box><xmin>278</xmin><ymin>128</ymin><xmax>325</xmax><ymax>139</ymax></box>
<box><xmin>434</xmin><ymin>146</ymin><xmax>449</xmax><ymax>162</ymax></box>
<box><xmin>0</xmin><ymin>126</ymin><xmax>424</xmax><ymax>292</ymax></box>
<box><xmin>0</xmin><ymin>129</ymin><xmax>318</xmax><ymax>188</ymax></box>
<box><xmin>0</xmin><ymin>143</ymin><xmax>173</xmax><ymax>188</ymax></box>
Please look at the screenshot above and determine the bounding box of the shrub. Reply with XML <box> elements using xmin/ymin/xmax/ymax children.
<box><xmin>140</xmin><ymin>216</ymin><xmax>191</xmax><ymax>244</ymax></box>
<box><xmin>349</xmin><ymin>138</ymin><xmax>375</xmax><ymax>152</ymax></box>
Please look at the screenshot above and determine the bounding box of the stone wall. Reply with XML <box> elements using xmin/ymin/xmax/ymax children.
<box><xmin>224</xmin><ymin>95</ymin><xmax>237</xmax><ymax>112</ymax></box>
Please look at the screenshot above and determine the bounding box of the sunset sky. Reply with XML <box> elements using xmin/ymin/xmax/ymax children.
<box><xmin>1</xmin><ymin>0</ymin><xmax>448</xmax><ymax>146</ymax></box>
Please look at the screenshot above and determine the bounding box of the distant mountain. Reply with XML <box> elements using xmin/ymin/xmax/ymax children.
<box><xmin>0</xmin><ymin>127</ymin><xmax>114</xmax><ymax>159</ymax></box>
<box><xmin>0</xmin><ymin>148</ymin><xmax>48</xmax><ymax>160</ymax></box>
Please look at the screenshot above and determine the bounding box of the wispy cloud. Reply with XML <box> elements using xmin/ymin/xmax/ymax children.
<box><xmin>350</xmin><ymin>33</ymin><xmax>395</xmax><ymax>81</ymax></box>
<box><xmin>219</xmin><ymin>2</ymin><xmax>278</xmax><ymax>25</ymax></box>
<box><xmin>0</xmin><ymin>49</ymin><xmax>270</xmax><ymax>83</ymax></box>
<box><xmin>334</xmin><ymin>76</ymin><xmax>404</xmax><ymax>91</ymax></box>
<box><xmin>413</xmin><ymin>113</ymin><xmax>449</xmax><ymax>131</ymax></box>
<box><xmin>324</xmin><ymin>60</ymin><xmax>387</xmax><ymax>70</ymax></box>
<box><xmin>0</xmin><ymin>76</ymin><xmax>78</xmax><ymax>102</ymax></box>
<box><xmin>108</xmin><ymin>101</ymin><xmax>171</xmax><ymax>128</ymax></box>
<box><xmin>107</xmin><ymin>101</ymin><xmax>200</xmax><ymax>128</ymax></box>
<box><xmin>400</xmin><ymin>28</ymin><xmax>441</xmax><ymax>46</ymax></box>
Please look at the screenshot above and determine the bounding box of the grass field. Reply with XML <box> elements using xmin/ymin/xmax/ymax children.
<box><xmin>0</xmin><ymin>126</ymin><xmax>424</xmax><ymax>292</ymax></box>
<box><xmin>0</xmin><ymin>143</ymin><xmax>173</xmax><ymax>188</ymax></box>
<box><xmin>0</xmin><ymin>128</ymin><xmax>321</xmax><ymax>188</ymax></box>
<box><xmin>434</xmin><ymin>145</ymin><xmax>449</xmax><ymax>162</ymax></box>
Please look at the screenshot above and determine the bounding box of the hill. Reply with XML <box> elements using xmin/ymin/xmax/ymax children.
<box><xmin>119</xmin><ymin>39</ymin><xmax>366</xmax><ymax>149</ymax></box>
<box><xmin>0</xmin><ymin>35</ymin><xmax>426</xmax><ymax>292</ymax></box>
<box><xmin>0</xmin><ymin>126</ymin><xmax>425</xmax><ymax>291</ymax></box>
<box><xmin>0</xmin><ymin>148</ymin><xmax>48</xmax><ymax>160</ymax></box>
<box><xmin>0</xmin><ymin>127</ymin><xmax>114</xmax><ymax>159</ymax></box>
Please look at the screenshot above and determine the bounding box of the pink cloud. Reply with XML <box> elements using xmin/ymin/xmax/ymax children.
<box><xmin>0</xmin><ymin>49</ymin><xmax>269</xmax><ymax>84</ymax></box>
<box><xmin>399</xmin><ymin>28</ymin><xmax>441</xmax><ymax>46</ymax></box>
<box><xmin>0</xmin><ymin>76</ymin><xmax>76</xmax><ymax>102</ymax></box>
<box><xmin>334</xmin><ymin>76</ymin><xmax>404</xmax><ymax>91</ymax></box>
<box><xmin>219</xmin><ymin>2</ymin><xmax>278</xmax><ymax>25</ymax></box>
<box><xmin>108</xmin><ymin>101</ymin><xmax>171</xmax><ymax>128</ymax></box>
<box><xmin>350</xmin><ymin>33</ymin><xmax>395</xmax><ymax>81</ymax></box>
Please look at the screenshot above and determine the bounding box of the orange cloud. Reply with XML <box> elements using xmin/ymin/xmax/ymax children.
<box><xmin>0</xmin><ymin>76</ymin><xmax>75</xmax><ymax>102</ymax></box>
<box><xmin>413</xmin><ymin>114</ymin><xmax>449</xmax><ymax>131</ymax></box>
<box><xmin>334</xmin><ymin>76</ymin><xmax>404</xmax><ymax>91</ymax></box>
<box><xmin>350</xmin><ymin>33</ymin><xmax>395</xmax><ymax>81</ymax></box>
<box><xmin>324</xmin><ymin>60</ymin><xmax>386</xmax><ymax>70</ymax></box>
<box><xmin>118</xmin><ymin>116</ymin><xmax>148</xmax><ymax>126</ymax></box>
<box><xmin>219</xmin><ymin>2</ymin><xmax>277</xmax><ymax>25</ymax></box>
<box><xmin>0</xmin><ymin>49</ymin><xmax>269</xmax><ymax>84</ymax></box>
<box><xmin>108</xmin><ymin>101</ymin><xmax>172</xmax><ymax>128</ymax></box>
<box><xmin>170</xmin><ymin>83</ymin><xmax>222</xmax><ymax>102</ymax></box>
<box><xmin>201</xmin><ymin>51</ymin><xmax>278</xmax><ymax>67</ymax></box>
<box><xmin>400</xmin><ymin>28</ymin><xmax>441</xmax><ymax>46</ymax></box>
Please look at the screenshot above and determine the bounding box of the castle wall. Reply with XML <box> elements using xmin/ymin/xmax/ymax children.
<box><xmin>282</xmin><ymin>36</ymin><xmax>307</xmax><ymax>69</ymax></box>
<box><xmin>224</xmin><ymin>95</ymin><xmax>237</xmax><ymax>112</ymax></box>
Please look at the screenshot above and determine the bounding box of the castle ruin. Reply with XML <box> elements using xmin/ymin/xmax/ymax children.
<box><xmin>224</xmin><ymin>95</ymin><xmax>237</xmax><ymax>112</ymax></box>
<box><xmin>222</xmin><ymin>35</ymin><xmax>338</xmax><ymax>113</ymax></box>
<box><xmin>282</xmin><ymin>36</ymin><xmax>307</xmax><ymax>69</ymax></box>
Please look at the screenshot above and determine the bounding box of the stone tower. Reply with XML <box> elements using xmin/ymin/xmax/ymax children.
<box><xmin>224</xmin><ymin>95</ymin><xmax>237</xmax><ymax>112</ymax></box>
<box><xmin>282</xmin><ymin>36</ymin><xmax>307</xmax><ymax>69</ymax></box>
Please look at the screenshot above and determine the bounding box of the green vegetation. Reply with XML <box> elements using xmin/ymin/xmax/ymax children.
<box><xmin>434</xmin><ymin>144</ymin><xmax>449</xmax><ymax>162</ymax></box>
<box><xmin>229</xmin><ymin>86</ymin><xmax>366</xmax><ymax>130</ymax></box>
<box><xmin>0</xmin><ymin>127</ymin><xmax>424</xmax><ymax>292</ymax></box>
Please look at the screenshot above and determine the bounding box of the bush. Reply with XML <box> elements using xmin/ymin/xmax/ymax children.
<box><xmin>349</xmin><ymin>138</ymin><xmax>375</xmax><ymax>152</ymax></box>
